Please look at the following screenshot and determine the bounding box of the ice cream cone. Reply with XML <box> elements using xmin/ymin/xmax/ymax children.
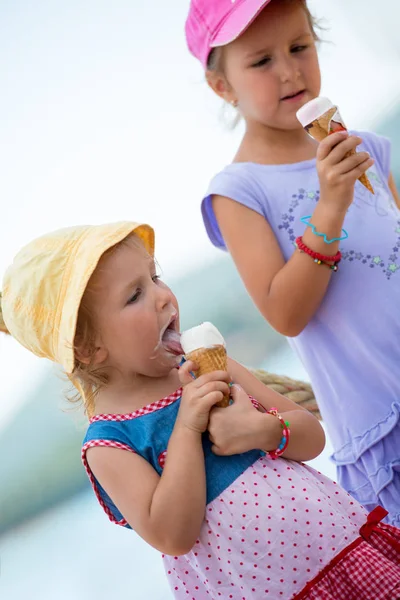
<box><xmin>186</xmin><ymin>345</ymin><xmax>230</xmax><ymax>407</ymax></box>
<box><xmin>181</xmin><ymin>322</ymin><xmax>231</xmax><ymax>408</ymax></box>
<box><xmin>297</xmin><ymin>98</ymin><xmax>374</xmax><ymax>194</ymax></box>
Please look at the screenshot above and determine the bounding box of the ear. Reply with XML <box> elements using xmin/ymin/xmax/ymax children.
<box><xmin>206</xmin><ymin>69</ymin><xmax>236</xmax><ymax>105</ymax></box>
<box><xmin>75</xmin><ymin>342</ymin><xmax>108</xmax><ymax>366</ymax></box>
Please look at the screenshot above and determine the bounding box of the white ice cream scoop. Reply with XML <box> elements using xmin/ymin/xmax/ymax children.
<box><xmin>180</xmin><ymin>322</ymin><xmax>225</xmax><ymax>353</ymax></box>
<box><xmin>296</xmin><ymin>97</ymin><xmax>335</xmax><ymax>127</ymax></box>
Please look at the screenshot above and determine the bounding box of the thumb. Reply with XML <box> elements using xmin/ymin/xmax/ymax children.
<box><xmin>178</xmin><ymin>359</ymin><xmax>198</xmax><ymax>386</ymax></box>
<box><xmin>211</xmin><ymin>443</ymin><xmax>223</xmax><ymax>456</ymax></box>
<box><xmin>230</xmin><ymin>383</ymin><xmax>251</xmax><ymax>404</ymax></box>
<box><xmin>317</xmin><ymin>130</ymin><xmax>348</xmax><ymax>161</ymax></box>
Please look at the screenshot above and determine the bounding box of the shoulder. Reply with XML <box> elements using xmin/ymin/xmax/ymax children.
<box><xmin>202</xmin><ymin>163</ymin><xmax>268</xmax><ymax>249</ymax></box>
<box><xmin>206</xmin><ymin>163</ymin><xmax>266</xmax><ymax>200</ymax></box>
<box><xmin>82</xmin><ymin>417</ymin><xmax>137</xmax><ymax>452</ymax></box>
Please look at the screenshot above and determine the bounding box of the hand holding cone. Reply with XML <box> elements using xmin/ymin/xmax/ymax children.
<box><xmin>181</xmin><ymin>322</ymin><xmax>230</xmax><ymax>407</ymax></box>
<box><xmin>297</xmin><ymin>97</ymin><xmax>374</xmax><ymax>194</ymax></box>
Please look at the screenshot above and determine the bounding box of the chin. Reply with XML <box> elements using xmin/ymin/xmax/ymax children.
<box><xmin>147</xmin><ymin>355</ymin><xmax>181</xmax><ymax>377</ymax></box>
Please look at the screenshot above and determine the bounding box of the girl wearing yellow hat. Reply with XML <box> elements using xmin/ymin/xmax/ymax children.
<box><xmin>1</xmin><ymin>221</ymin><xmax>400</xmax><ymax>599</ymax></box>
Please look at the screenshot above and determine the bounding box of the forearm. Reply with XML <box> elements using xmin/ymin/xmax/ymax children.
<box><xmin>149</xmin><ymin>426</ymin><xmax>206</xmax><ymax>555</ymax></box>
<box><xmin>264</xmin><ymin>203</ymin><xmax>347</xmax><ymax>336</ymax></box>
<box><xmin>256</xmin><ymin>409</ymin><xmax>326</xmax><ymax>462</ymax></box>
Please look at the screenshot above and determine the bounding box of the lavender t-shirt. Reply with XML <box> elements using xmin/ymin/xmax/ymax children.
<box><xmin>202</xmin><ymin>131</ymin><xmax>400</xmax><ymax>472</ymax></box>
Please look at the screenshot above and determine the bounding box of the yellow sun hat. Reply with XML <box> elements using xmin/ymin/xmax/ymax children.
<box><xmin>0</xmin><ymin>221</ymin><xmax>154</xmax><ymax>373</ymax></box>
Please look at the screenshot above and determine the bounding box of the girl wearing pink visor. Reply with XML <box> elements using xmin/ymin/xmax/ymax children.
<box><xmin>185</xmin><ymin>0</ymin><xmax>400</xmax><ymax>529</ymax></box>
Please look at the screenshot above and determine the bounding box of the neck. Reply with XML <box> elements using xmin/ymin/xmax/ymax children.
<box><xmin>236</xmin><ymin>120</ymin><xmax>318</xmax><ymax>165</ymax></box>
<box><xmin>93</xmin><ymin>367</ymin><xmax>181</xmax><ymax>415</ymax></box>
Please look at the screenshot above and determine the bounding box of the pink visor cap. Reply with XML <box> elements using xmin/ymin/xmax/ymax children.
<box><xmin>185</xmin><ymin>0</ymin><xmax>272</xmax><ymax>68</ymax></box>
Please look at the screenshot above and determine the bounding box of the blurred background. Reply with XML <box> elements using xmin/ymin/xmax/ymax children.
<box><xmin>1</xmin><ymin>0</ymin><xmax>399</xmax><ymax>598</ymax></box>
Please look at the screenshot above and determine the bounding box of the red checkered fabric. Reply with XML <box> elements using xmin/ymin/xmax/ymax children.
<box><xmin>158</xmin><ymin>450</ymin><xmax>167</xmax><ymax>469</ymax></box>
<box><xmin>89</xmin><ymin>388</ymin><xmax>183</xmax><ymax>423</ymax></box>
<box><xmin>81</xmin><ymin>439</ymin><xmax>137</xmax><ymax>526</ymax></box>
<box><xmin>295</xmin><ymin>518</ymin><xmax>400</xmax><ymax>599</ymax></box>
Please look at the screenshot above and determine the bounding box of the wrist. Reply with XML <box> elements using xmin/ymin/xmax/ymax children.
<box><xmin>253</xmin><ymin>412</ymin><xmax>283</xmax><ymax>452</ymax></box>
<box><xmin>172</xmin><ymin>422</ymin><xmax>203</xmax><ymax>444</ymax></box>
<box><xmin>314</xmin><ymin>198</ymin><xmax>348</xmax><ymax>221</ymax></box>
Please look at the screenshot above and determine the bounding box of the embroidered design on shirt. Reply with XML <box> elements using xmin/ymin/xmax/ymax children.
<box><xmin>279</xmin><ymin>183</ymin><xmax>400</xmax><ymax>280</ymax></box>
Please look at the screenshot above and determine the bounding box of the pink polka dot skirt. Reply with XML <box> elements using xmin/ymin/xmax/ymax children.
<box><xmin>163</xmin><ymin>456</ymin><xmax>400</xmax><ymax>599</ymax></box>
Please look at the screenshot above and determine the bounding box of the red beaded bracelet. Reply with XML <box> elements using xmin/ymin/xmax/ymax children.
<box><xmin>310</xmin><ymin>256</ymin><xmax>340</xmax><ymax>272</ymax></box>
<box><xmin>266</xmin><ymin>408</ymin><xmax>290</xmax><ymax>460</ymax></box>
<box><xmin>298</xmin><ymin>250</ymin><xmax>340</xmax><ymax>272</ymax></box>
<box><xmin>295</xmin><ymin>236</ymin><xmax>342</xmax><ymax>263</ymax></box>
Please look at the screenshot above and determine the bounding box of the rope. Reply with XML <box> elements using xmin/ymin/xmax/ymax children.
<box><xmin>250</xmin><ymin>368</ymin><xmax>321</xmax><ymax>421</ymax></box>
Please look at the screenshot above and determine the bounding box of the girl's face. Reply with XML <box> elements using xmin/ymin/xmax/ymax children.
<box><xmin>84</xmin><ymin>238</ymin><xmax>181</xmax><ymax>379</ymax></box>
<box><xmin>212</xmin><ymin>0</ymin><xmax>321</xmax><ymax>131</ymax></box>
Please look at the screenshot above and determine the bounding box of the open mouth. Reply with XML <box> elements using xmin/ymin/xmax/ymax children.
<box><xmin>281</xmin><ymin>90</ymin><xmax>305</xmax><ymax>102</ymax></box>
<box><xmin>160</xmin><ymin>314</ymin><xmax>183</xmax><ymax>356</ymax></box>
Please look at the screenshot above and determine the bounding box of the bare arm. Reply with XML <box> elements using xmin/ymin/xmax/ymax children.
<box><xmin>214</xmin><ymin>132</ymin><xmax>374</xmax><ymax>336</ymax></box>
<box><xmin>87</xmin><ymin>425</ymin><xmax>206</xmax><ymax>556</ymax></box>
<box><xmin>214</xmin><ymin>197</ymin><xmax>342</xmax><ymax>336</ymax></box>
<box><xmin>213</xmin><ymin>357</ymin><xmax>325</xmax><ymax>461</ymax></box>
<box><xmin>86</xmin><ymin>366</ymin><xmax>231</xmax><ymax>556</ymax></box>
<box><xmin>389</xmin><ymin>172</ymin><xmax>400</xmax><ymax>209</ymax></box>
<box><xmin>228</xmin><ymin>358</ymin><xmax>325</xmax><ymax>460</ymax></box>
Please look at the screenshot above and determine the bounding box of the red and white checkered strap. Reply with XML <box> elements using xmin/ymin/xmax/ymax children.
<box><xmin>90</xmin><ymin>388</ymin><xmax>183</xmax><ymax>423</ymax></box>
<box><xmin>81</xmin><ymin>439</ymin><xmax>136</xmax><ymax>527</ymax></box>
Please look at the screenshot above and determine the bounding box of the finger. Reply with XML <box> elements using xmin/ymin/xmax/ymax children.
<box><xmin>317</xmin><ymin>131</ymin><xmax>349</xmax><ymax>161</ymax></box>
<box><xmin>211</xmin><ymin>444</ymin><xmax>224</xmax><ymax>456</ymax></box>
<box><xmin>196</xmin><ymin>380</ymin><xmax>231</xmax><ymax>398</ymax></box>
<box><xmin>335</xmin><ymin>153</ymin><xmax>374</xmax><ymax>176</ymax></box>
<box><xmin>178</xmin><ymin>360</ymin><xmax>198</xmax><ymax>385</ymax></box>
<box><xmin>323</xmin><ymin>137</ymin><xmax>366</xmax><ymax>168</ymax></box>
<box><xmin>342</xmin><ymin>156</ymin><xmax>375</xmax><ymax>180</ymax></box>
<box><xmin>229</xmin><ymin>383</ymin><xmax>251</xmax><ymax>404</ymax></box>
<box><xmin>201</xmin><ymin>390</ymin><xmax>226</xmax><ymax>410</ymax></box>
<box><xmin>195</xmin><ymin>370</ymin><xmax>232</xmax><ymax>387</ymax></box>
<box><xmin>321</xmin><ymin>136</ymin><xmax>363</xmax><ymax>166</ymax></box>
<box><xmin>208</xmin><ymin>407</ymin><xmax>224</xmax><ymax>433</ymax></box>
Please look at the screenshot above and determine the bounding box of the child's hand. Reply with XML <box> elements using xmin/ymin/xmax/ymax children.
<box><xmin>208</xmin><ymin>384</ymin><xmax>281</xmax><ymax>456</ymax></box>
<box><xmin>317</xmin><ymin>131</ymin><xmax>374</xmax><ymax>212</ymax></box>
<box><xmin>176</xmin><ymin>360</ymin><xmax>231</xmax><ymax>434</ymax></box>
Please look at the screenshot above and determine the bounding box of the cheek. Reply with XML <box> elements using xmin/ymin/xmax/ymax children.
<box><xmin>303</xmin><ymin>52</ymin><xmax>321</xmax><ymax>87</ymax></box>
<box><xmin>239</xmin><ymin>73</ymin><xmax>277</xmax><ymax>110</ymax></box>
<box><xmin>110</xmin><ymin>311</ymin><xmax>146</xmax><ymax>344</ymax></box>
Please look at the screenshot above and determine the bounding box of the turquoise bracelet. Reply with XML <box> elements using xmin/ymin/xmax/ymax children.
<box><xmin>266</xmin><ymin>408</ymin><xmax>290</xmax><ymax>460</ymax></box>
<box><xmin>300</xmin><ymin>215</ymin><xmax>348</xmax><ymax>245</ymax></box>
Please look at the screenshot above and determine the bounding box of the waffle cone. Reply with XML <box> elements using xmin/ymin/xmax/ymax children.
<box><xmin>305</xmin><ymin>107</ymin><xmax>374</xmax><ymax>194</ymax></box>
<box><xmin>185</xmin><ymin>345</ymin><xmax>230</xmax><ymax>407</ymax></box>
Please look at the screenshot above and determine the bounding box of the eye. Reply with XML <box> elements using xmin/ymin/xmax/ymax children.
<box><xmin>252</xmin><ymin>56</ymin><xmax>271</xmax><ymax>68</ymax></box>
<box><xmin>127</xmin><ymin>289</ymin><xmax>142</xmax><ymax>304</ymax></box>
<box><xmin>152</xmin><ymin>274</ymin><xmax>161</xmax><ymax>283</ymax></box>
<box><xmin>291</xmin><ymin>45</ymin><xmax>307</xmax><ymax>53</ymax></box>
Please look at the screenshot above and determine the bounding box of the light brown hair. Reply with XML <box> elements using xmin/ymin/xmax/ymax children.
<box><xmin>67</xmin><ymin>233</ymin><xmax>150</xmax><ymax>418</ymax></box>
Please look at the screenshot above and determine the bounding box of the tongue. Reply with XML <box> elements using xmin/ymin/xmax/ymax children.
<box><xmin>162</xmin><ymin>330</ymin><xmax>184</xmax><ymax>356</ymax></box>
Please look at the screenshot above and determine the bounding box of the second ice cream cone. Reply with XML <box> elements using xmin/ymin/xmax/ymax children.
<box><xmin>297</xmin><ymin>99</ymin><xmax>374</xmax><ymax>194</ymax></box>
<box><xmin>186</xmin><ymin>345</ymin><xmax>230</xmax><ymax>407</ymax></box>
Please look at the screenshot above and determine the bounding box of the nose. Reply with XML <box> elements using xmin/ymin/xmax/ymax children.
<box><xmin>155</xmin><ymin>281</ymin><xmax>172</xmax><ymax>312</ymax></box>
<box><xmin>277</xmin><ymin>54</ymin><xmax>300</xmax><ymax>83</ymax></box>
